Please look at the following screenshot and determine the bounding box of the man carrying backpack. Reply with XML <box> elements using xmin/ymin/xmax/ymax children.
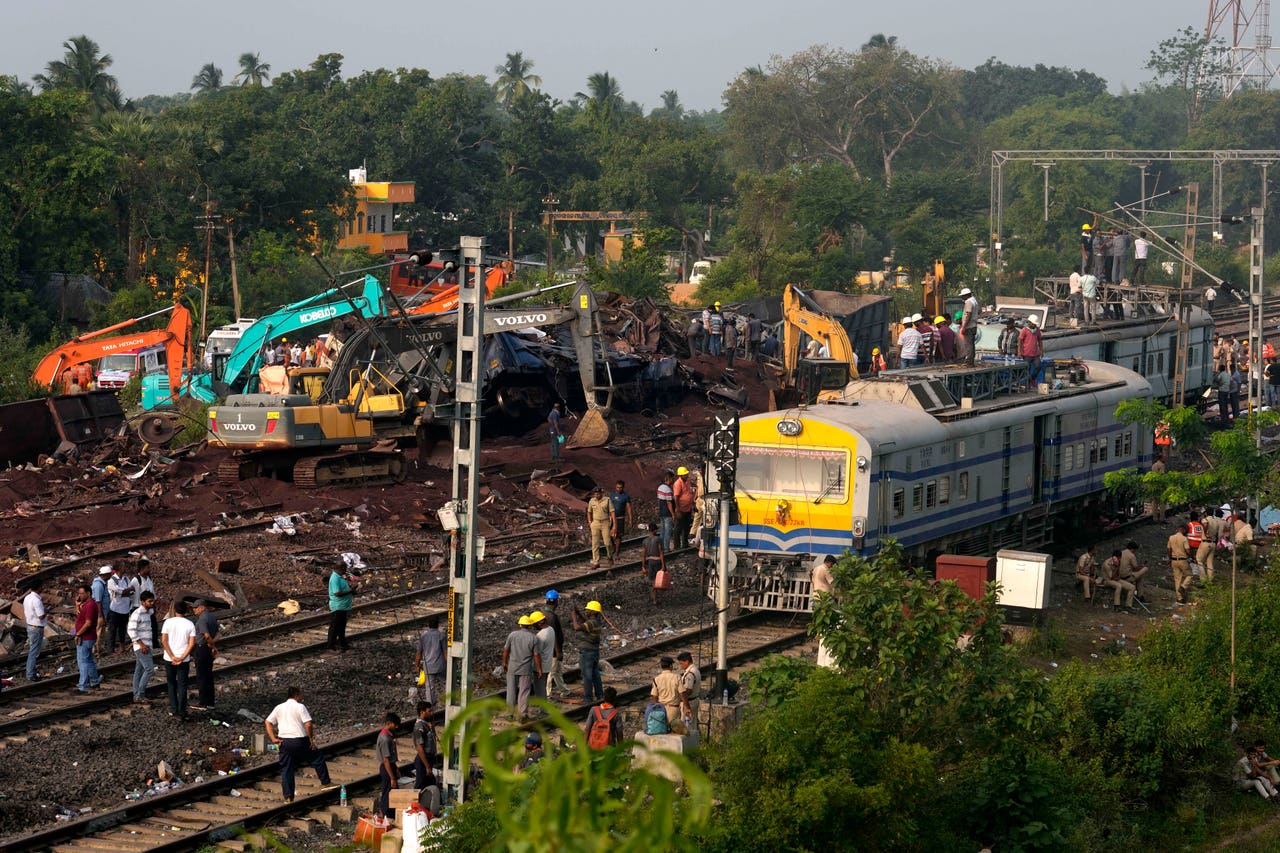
<box><xmin>650</xmin><ymin>656</ymin><xmax>681</xmax><ymax>728</ymax></box>
<box><xmin>585</xmin><ymin>686</ymin><xmax>623</xmax><ymax>749</ymax></box>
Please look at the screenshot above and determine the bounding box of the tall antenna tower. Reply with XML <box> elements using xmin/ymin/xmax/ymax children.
<box><xmin>1207</xmin><ymin>0</ymin><xmax>1280</xmax><ymax>94</ymax></box>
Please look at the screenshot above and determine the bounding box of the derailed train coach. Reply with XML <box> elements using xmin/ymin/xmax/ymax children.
<box><xmin>712</xmin><ymin>359</ymin><xmax>1154</xmax><ymax>613</ymax></box>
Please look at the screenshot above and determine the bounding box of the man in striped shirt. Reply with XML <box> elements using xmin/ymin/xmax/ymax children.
<box><xmin>127</xmin><ymin>591</ymin><xmax>156</xmax><ymax>703</ymax></box>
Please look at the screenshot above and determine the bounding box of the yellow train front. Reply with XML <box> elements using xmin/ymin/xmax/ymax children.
<box><xmin>718</xmin><ymin>359</ymin><xmax>1154</xmax><ymax>613</ymax></box>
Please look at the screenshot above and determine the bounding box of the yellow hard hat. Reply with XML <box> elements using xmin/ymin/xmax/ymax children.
<box><xmin>529</xmin><ymin>610</ymin><xmax>545</xmax><ymax>623</ymax></box>
<box><xmin>1081</xmin><ymin>224</ymin><xmax>1092</xmax><ymax>230</ymax></box>
<box><xmin>714</xmin><ymin>301</ymin><xmax>721</xmax><ymax>308</ymax></box>
<box><xmin>281</xmin><ymin>337</ymin><xmax>288</xmax><ymax>343</ymax></box>
<box><xmin>872</xmin><ymin>347</ymin><xmax>880</xmax><ymax>355</ymax></box>
<box><xmin>677</xmin><ymin>466</ymin><xmax>689</xmax><ymax>476</ymax></box>
<box><xmin>935</xmin><ymin>315</ymin><xmax>947</xmax><ymax>325</ymax></box>
<box><xmin>586</xmin><ymin>600</ymin><xmax>602</xmax><ymax>613</ymax></box>
<box><xmin>518</xmin><ymin>615</ymin><xmax>530</xmax><ymax>626</ymax></box>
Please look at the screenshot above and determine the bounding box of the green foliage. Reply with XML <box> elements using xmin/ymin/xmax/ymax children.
<box><xmin>117</xmin><ymin>374</ymin><xmax>141</xmax><ymax>412</ymax></box>
<box><xmin>437</xmin><ymin>697</ymin><xmax>711</xmax><ymax>851</ymax></box>
<box><xmin>584</xmin><ymin>235</ymin><xmax>669</xmax><ymax>300</ymax></box>
<box><xmin>0</xmin><ymin>321</ymin><xmax>42</xmax><ymax>404</ymax></box>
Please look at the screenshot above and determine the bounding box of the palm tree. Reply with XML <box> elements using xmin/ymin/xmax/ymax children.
<box><xmin>0</xmin><ymin>75</ymin><xmax>32</xmax><ymax>96</ymax></box>
<box><xmin>861</xmin><ymin>33</ymin><xmax>898</xmax><ymax>51</ymax></box>
<box><xmin>33</xmin><ymin>35</ymin><xmax>122</xmax><ymax>113</ymax></box>
<box><xmin>190</xmin><ymin>63</ymin><xmax>223</xmax><ymax>97</ymax></box>
<box><xmin>576</xmin><ymin>71</ymin><xmax>623</xmax><ymax>125</ymax></box>
<box><xmin>235</xmin><ymin>52</ymin><xmax>271</xmax><ymax>87</ymax></box>
<box><xmin>494</xmin><ymin>51</ymin><xmax>542</xmax><ymax>109</ymax></box>
<box><xmin>653</xmin><ymin>89</ymin><xmax>684</xmax><ymax>120</ymax></box>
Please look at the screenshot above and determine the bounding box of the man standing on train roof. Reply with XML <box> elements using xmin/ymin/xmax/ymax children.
<box><xmin>913</xmin><ymin>314</ymin><xmax>934</xmax><ymax>364</ymax></box>
<box><xmin>1080</xmin><ymin>268</ymin><xmax>1099</xmax><ymax>325</ymax></box>
<box><xmin>897</xmin><ymin>316</ymin><xmax>922</xmax><ymax>368</ymax></box>
<box><xmin>1018</xmin><ymin>317</ymin><xmax>1044</xmax><ymax>386</ymax></box>
<box><xmin>959</xmin><ymin>287</ymin><xmax>979</xmax><ymax>366</ymax></box>
<box><xmin>1080</xmin><ymin>223</ymin><xmax>1094</xmax><ymax>272</ymax></box>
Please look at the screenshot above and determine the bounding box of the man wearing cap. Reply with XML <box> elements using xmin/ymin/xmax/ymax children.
<box><xmin>531</xmin><ymin>611</ymin><xmax>555</xmax><ymax>701</ymax></box>
<box><xmin>326</xmin><ymin>562</ymin><xmax>355</xmax><ymax>652</ymax></box>
<box><xmin>571</xmin><ymin>600</ymin><xmax>604</xmax><ymax>705</ymax></box>
<box><xmin>869</xmin><ymin>347</ymin><xmax>887</xmax><ymax>373</ymax></box>
<box><xmin>191</xmin><ymin>600</ymin><xmax>219</xmax><ymax>710</ymax></box>
<box><xmin>1018</xmin><ymin>316</ymin><xmax>1044</xmax><ymax>387</ymax></box>
<box><xmin>707</xmin><ymin>302</ymin><xmax>725</xmax><ymax>357</ymax></box>
<box><xmin>676</xmin><ymin>651</ymin><xmax>702</xmax><ymax>728</ymax></box>
<box><xmin>673</xmin><ymin>467</ymin><xmax>698</xmax><ymax>548</ymax></box>
<box><xmin>897</xmin><ymin>316</ymin><xmax>922</xmax><ymax>368</ymax></box>
<box><xmin>106</xmin><ymin>565</ymin><xmax>133</xmax><ymax>654</ymax></box>
<box><xmin>543</xmin><ymin>591</ymin><xmax>569</xmax><ymax>698</ymax></box>
<box><xmin>1080</xmin><ymin>223</ymin><xmax>1094</xmax><ymax>273</ymax></box>
<box><xmin>91</xmin><ymin>567</ymin><xmax>111</xmax><ymax>639</ymax></box>
<box><xmin>933</xmin><ymin>315</ymin><xmax>957</xmax><ymax>363</ymax></box>
<box><xmin>502</xmin><ymin>614</ymin><xmax>541</xmax><ymax>721</ymax></box>
<box><xmin>587</xmin><ymin>486</ymin><xmax>613</xmax><ymax>569</ymax></box>
<box><xmin>650</xmin><ymin>656</ymin><xmax>682</xmax><ymax>726</ymax></box>
<box><xmin>518</xmin><ymin>731</ymin><xmax>544</xmax><ymax>772</ymax></box>
<box><xmin>1168</xmin><ymin>523</ymin><xmax>1193</xmax><ymax>605</ymax></box>
<box><xmin>959</xmin><ymin>287</ymin><xmax>980</xmax><ymax>365</ymax></box>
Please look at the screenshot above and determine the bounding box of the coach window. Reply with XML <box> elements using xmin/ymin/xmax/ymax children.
<box><xmin>1124</xmin><ymin>431</ymin><xmax>1133</xmax><ymax>456</ymax></box>
<box><xmin>1089</xmin><ymin>439</ymin><xmax>1098</xmax><ymax>464</ymax></box>
<box><xmin>957</xmin><ymin>440</ymin><xmax>966</xmax><ymax>459</ymax></box>
<box><xmin>1132</xmin><ymin>357</ymin><xmax>1140</xmax><ymax>372</ymax></box>
<box><xmin>939</xmin><ymin>476</ymin><xmax>951</xmax><ymax>505</ymax></box>
<box><xmin>1076</xmin><ymin>442</ymin><xmax>1085</xmax><ymax>465</ymax></box>
<box><xmin>958</xmin><ymin>472</ymin><xmax>969</xmax><ymax>500</ymax></box>
<box><xmin>1114</xmin><ymin>435</ymin><xmax>1123</xmax><ymax>457</ymax></box>
<box><xmin>1098</xmin><ymin>439</ymin><xmax>1108</xmax><ymax>462</ymax></box>
<box><xmin>1063</xmin><ymin>444</ymin><xmax>1074</xmax><ymax>471</ymax></box>
<box><xmin>925</xmin><ymin>480</ymin><xmax>937</xmax><ymax>508</ymax></box>
<box><xmin>893</xmin><ymin>488</ymin><xmax>905</xmax><ymax>518</ymax></box>
<box><xmin>912</xmin><ymin>484</ymin><xmax>923</xmax><ymax>512</ymax></box>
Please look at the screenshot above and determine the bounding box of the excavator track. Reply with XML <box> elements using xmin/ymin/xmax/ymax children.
<box><xmin>217</xmin><ymin>457</ymin><xmax>261</xmax><ymax>483</ymax></box>
<box><xmin>293</xmin><ymin>448</ymin><xmax>406</xmax><ymax>488</ymax></box>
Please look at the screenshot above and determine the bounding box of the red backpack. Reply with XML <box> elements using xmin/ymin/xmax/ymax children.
<box><xmin>587</xmin><ymin>704</ymin><xmax>619</xmax><ymax>749</ymax></box>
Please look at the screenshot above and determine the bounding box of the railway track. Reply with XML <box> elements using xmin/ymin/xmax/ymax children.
<box><xmin>9</xmin><ymin>614</ymin><xmax>812</xmax><ymax>852</ymax></box>
<box><xmin>0</xmin><ymin>536</ymin><xmax>667</xmax><ymax>741</ymax></box>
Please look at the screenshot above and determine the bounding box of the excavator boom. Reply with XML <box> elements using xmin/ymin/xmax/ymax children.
<box><xmin>33</xmin><ymin>305</ymin><xmax>192</xmax><ymax>395</ymax></box>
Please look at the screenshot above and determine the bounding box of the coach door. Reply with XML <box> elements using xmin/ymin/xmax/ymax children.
<box><xmin>1033</xmin><ymin>413</ymin><xmax>1057</xmax><ymax>504</ymax></box>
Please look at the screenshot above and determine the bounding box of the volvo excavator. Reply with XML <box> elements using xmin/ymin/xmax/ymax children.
<box><xmin>208</xmin><ymin>282</ymin><xmax>613</xmax><ymax>485</ymax></box>
<box><xmin>32</xmin><ymin>305</ymin><xmax>193</xmax><ymax>397</ymax></box>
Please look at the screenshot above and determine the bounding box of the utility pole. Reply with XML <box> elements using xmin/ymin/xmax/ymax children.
<box><xmin>542</xmin><ymin>193</ymin><xmax>559</xmax><ymax>280</ymax></box>
<box><xmin>226</xmin><ymin>222</ymin><xmax>242</xmax><ymax>321</ymax></box>
<box><xmin>196</xmin><ymin>197</ymin><xmax>218</xmax><ymax>343</ymax></box>
<box><xmin>708</xmin><ymin>411</ymin><xmax>740</xmax><ymax>705</ymax></box>
<box><xmin>441</xmin><ymin>236</ymin><xmax>486</xmax><ymax>805</ymax></box>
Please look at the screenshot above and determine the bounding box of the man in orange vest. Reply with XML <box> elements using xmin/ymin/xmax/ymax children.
<box><xmin>1187</xmin><ymin>510</ymin><xmax>1205</xmax><ymax>582</ymax></box>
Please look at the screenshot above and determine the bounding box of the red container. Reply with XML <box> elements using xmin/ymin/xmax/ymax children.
<box><xmin>935</xmin><ymin>555</ymin><xmax>997</xmax><ymax>601</ymax></box>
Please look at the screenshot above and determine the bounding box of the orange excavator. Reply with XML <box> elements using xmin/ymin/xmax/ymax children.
<box><xmin>32</xmin><ymin>305</ymin><xmax>193</xmax><ymax>396</ymax></box>
<box><xmin>391</xmin><ymin>252</ymin><xmax>513</xmax><ymax>316</ymax></box>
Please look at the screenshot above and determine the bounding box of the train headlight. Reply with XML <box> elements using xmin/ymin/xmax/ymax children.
<box><xmin>777</xmin><ymin>418</ymin><xmax>803</xmax><ymax>436</ymax></box>
<box><xmin>856</xmin><ymin>455</ymin><xmax>868</xmax><ymax>471</ymax></box>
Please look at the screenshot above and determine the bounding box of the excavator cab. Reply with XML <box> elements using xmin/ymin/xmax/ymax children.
<box><xmin>345</xmin><ymin>365</ymin><xmax>405</xmax><ymax>420</ymax></box>
<box><xmin>795</xmin><ymin>358</ymin><xmax>851</xmax><ymax>405</ymax></box>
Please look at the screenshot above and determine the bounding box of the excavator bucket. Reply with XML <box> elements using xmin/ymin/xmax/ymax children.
<box><xmin>568</xmin><ymin>408</ymin><xmax>612</xmax><ymax>448</ymax></box>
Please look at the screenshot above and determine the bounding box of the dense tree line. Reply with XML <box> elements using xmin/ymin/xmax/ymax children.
<box><xmin>0</xmin><ymin>27</ymin><xmax>1275</xmax><ymax>349</ymax></box>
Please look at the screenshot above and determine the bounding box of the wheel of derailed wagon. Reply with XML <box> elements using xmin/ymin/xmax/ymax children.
<box><xmin>132</xmin><ymin>412</ymin><xmax>180</xmax><ymax>445</ymax></box>
<box><xmin>566</xmin><ymin>408</ymin><xmax>612</xmax><ymax>448</ymax></box>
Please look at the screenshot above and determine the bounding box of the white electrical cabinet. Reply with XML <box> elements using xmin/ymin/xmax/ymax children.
<box><xmin>995</xmin><ymin>549</ymin><xmax>1052</xmax><ymax>610</ymax></box>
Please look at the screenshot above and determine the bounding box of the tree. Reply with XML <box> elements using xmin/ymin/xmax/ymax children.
<box><xmin>190</xmin><ymin>63</ymin><xmax>223</xmax><ymax>97</ymax></box>
<box><xmin>861</xmin><ymin>33</ymin><xmax>897</xmax><ymax>51</ymax></box>
<box><xmin>577</xmin><ymin>71</ymin><xmax>624</xmax><ymax>127</ymax></box>
<box><xmin>33</xmin><ymin>35</ymin><xmax>122</xmax><ymax>114</ymax></box>
<box><xmin>234</xmin><ymin>52</ymin><xmax>271</xmax><ymax>87</ymax></box>
<box><xmin>585</xmin><ymin>232</ymin><xmax>670</xmax><ymax>299</ymax></box>
<box><xmin>1145</xmin><ymin>25</ymin><xmax>1227</xmax><ymax>131</ymax></box>
<box><xmin>723</xmin><ymin>43</ymin><xmax>959</xmax><ymax>185</ymax></box>
<box><xmin>493</xmin><ymin>51</ymin><xmax>541</xmax><ymax>109</ymax></box>
<box><xmin>961</xmin><ymin>58</ymin><xmax>1108</xmax><ymax>125</ymax></box>
<box><xmin>652</xmin><ymin>89</ymin><xmax>684</xmax><ymax>121</ymax></box>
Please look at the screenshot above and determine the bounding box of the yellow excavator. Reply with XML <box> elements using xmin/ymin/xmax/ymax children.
<box><xmin>767</xmin><ymin>284</ymin><xmax>861</xmax><ymax>408</ymax></box>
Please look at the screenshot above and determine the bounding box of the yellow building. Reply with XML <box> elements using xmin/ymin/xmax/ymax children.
<box><xmin>602</xmin><ymin>223</ymin><xmax>641</xmax><ymax>265</ymax></box>
<box><xmin>337</xmin><ymin>167</ymin><xmax>415</xmax><ymax>254</ymax></box>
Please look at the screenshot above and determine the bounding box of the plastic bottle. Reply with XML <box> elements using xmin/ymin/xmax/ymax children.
<box><xmin>340</xmin><ymin>785</ymin><xmax>348</xmax><ymax>807</ymax></box>
<box><xmin>722</xmin><ymin>689</ymin><xmax>729</xmax><ymax>707</ymax></box>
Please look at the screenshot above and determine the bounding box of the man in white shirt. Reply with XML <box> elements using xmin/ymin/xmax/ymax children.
<box><xmin>1068</xmin><ymin>271</ymin><xmax>1082</xmax><ymax>327</ymax></box>
<box><xmin>129</xmin><ymin>555</ymin><xmax>155</xmax><ymax>608</ymax></box>
<box><xmin>897</xmin><ymin>317</ymin><xmax>922</xmax><ymax>367</ymax></box>
<box><xmin>1132</xmin><ymin>233</ymin><xmax>1151</xmax><ymax>285</ymax></box>
<box><xmin>959</xmin><ymin>288</ymin><xmax>980</xmax><ymax>366</ymax></box>
<box><xmin>265</xmin><ymin>686</ymin><xmax>336</xmax><ymax>803</ymax></box>
<box><xmin>161</xmin><ymin>600</ymin><xmax>197</xmax><ymax>721</ymax></box>
<box><xmin>1205</xmin><ymin>284</ymin><xmax>1217</xmax><ymax>314</ymax></box>
<box><xmin>107</xmin><ymin>565</ymin><xmax>133</xmax><ymax>654</ymax></box>
<box><xmin>1080</xmin><ymin>271</ymin><xmax>1099</xmax><ymax>325</ymax></box>
<box><xmin>22</xmin><ymin>581</ymin><xmax>47</xmax><ymax>682</ymax></box>
<box><xmin>127</xmin><ymin>591</ymin><xmax>156</xmax><ymax>704</ymax></box>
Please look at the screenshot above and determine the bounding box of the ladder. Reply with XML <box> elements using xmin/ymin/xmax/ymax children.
<box><xmin>1171</xmin><ymin>182</ymin><xmax>1199</xmax><ymax>406</ymax></box>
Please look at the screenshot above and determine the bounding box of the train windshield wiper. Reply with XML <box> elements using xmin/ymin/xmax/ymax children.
<box><xmin>813</xmin><ymin>479</ymin><xmax>841</xmax><ymax>504</ymax></box>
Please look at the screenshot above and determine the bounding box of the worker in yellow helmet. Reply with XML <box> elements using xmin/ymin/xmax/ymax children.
<box><xmin>571</xmin><ymin>599</ymin><xmax>605</xmax><ymax>703</ymax></box>
<box><xmin>870</xmin><ymin>346</ymin><xmax>887</xmax><ymax>374</ymax></box>
<box><xmin>673</xmin><ymin>466</ymin><xmax>698</xmax><ymax>546</ymax></box>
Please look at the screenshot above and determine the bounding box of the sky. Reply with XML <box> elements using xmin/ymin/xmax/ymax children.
<box><xmin>2</xmin><ymin>0</ymin><xmax>1213</xmax><ymax>111</ymax></box>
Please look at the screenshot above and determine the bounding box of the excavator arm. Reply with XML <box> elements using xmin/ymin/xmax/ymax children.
<box><xmin>34</xmin><ymin>305</ymin><xmax>192</xmax><ymax>394</ymax></box>
<box><xmin>781</xmin><ymin>284</ymin><xmax>859</xmax><ymax>377</ymax></box>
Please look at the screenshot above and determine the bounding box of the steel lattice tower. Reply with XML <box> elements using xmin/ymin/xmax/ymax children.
<box><xmin>1207</xmin><ymin>0</ymin><xmax>1280</xmax><ymax>94</ymax></box>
